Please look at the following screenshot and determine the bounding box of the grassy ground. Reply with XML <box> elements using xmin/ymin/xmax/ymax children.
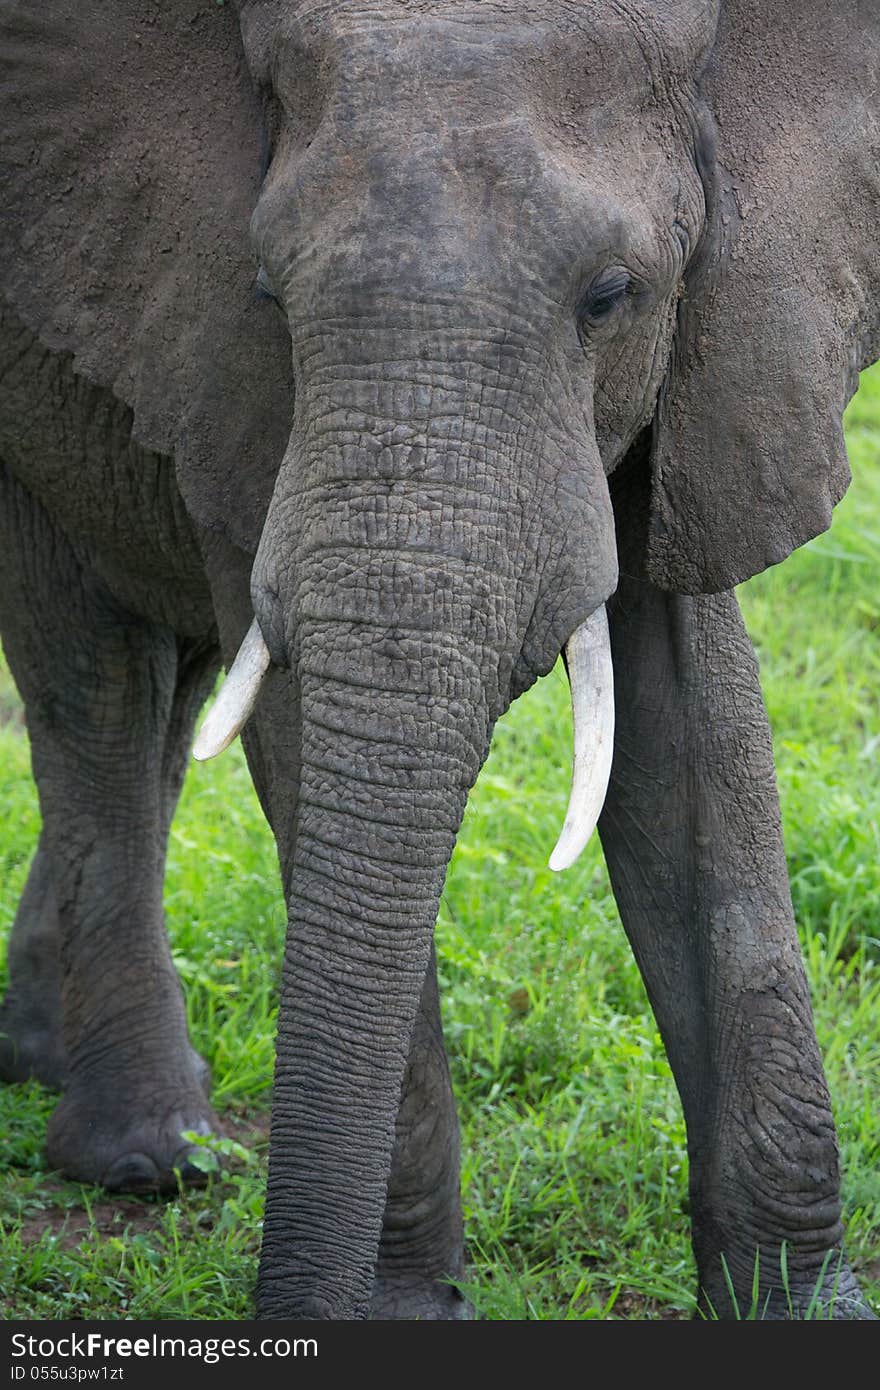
<box><xmin>1</xmin><ymin>367</ymin><xmax>878</xmax><ymax>1320</ymax></box>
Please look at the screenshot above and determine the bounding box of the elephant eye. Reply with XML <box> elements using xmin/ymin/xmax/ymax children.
<box><xmin>254</xmin><ymin>264</ymin><xmax>284</xmax><ymax>310</ymax></box>
<box><xmin>578</xmin><ymin>268</ymin><xmax>632</xmax><ymax>326</ymax></box>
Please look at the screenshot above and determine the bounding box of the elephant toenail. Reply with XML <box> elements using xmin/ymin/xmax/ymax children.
<box><xmin>102</xmin><ymin>1153</ymin><xmax>161</xmax><ymax>1192</ymax></box>
<box><xmin>170</xmin><ymin>1150</ymin><xmax>211</xmax><ymax>1188</ymax></box>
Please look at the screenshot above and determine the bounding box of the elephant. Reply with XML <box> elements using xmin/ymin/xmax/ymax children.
<box><xmin>0</xmin><ymin>0</ymin><xmax>877</xmax><ymax>1320</ymax></box>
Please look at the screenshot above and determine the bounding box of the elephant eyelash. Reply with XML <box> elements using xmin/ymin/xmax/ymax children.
<box><xmin>578</xmin><ymin>269</ymin><xmax>633</xmax><ymax>325</ymax></box>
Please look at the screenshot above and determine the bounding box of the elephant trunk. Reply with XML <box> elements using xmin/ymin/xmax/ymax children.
<box><xmin>257</xmin><ymin>615</ymin><xmax>490</xmax><ymax>1318</ymax></box>
<box><xmin>199</xmin><ymin>341</ymin><xmax>619</xmax><ymax>1315</ymax></box>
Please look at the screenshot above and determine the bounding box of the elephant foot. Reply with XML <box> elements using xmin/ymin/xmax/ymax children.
<box><xmin>46</xmin><ymin>1084</ymin><xmax>221</xmax><ymax>1193</ymax></box>
<box><xmin>369</xmin><ymin>1275</ymin><xmax>473</xmax><ymax>1320</ymax></box>
<box><xmin>698</xmin><ymin>1258</ymin><xmax>876</xmax><ymax>1321</ymax></box>
<box><xmin>756</xmin><ymin>1291</ymin><xmax>878</xmax><ymax>1321</ymax></box>
<box><xmin>0</xmin><ymin>996</ymin><xmax>68</xmax><ymax>1089</ymax></box>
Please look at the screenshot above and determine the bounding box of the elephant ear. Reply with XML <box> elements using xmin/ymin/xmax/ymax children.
<box><xmin>0</xmin><ymin>0</ymin><xmax>291</xmax><ymax>552</ymax></box>
<box><xmin>647</xmin><ymin>0</ymin><xmax>880</xmax><ymax>593</ymax></box>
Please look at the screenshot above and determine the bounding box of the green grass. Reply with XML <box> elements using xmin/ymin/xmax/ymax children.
<box><xmin>1</xmin><ymin>366</ymin><xmax>879</xmax><ymax>1320</ymax></box>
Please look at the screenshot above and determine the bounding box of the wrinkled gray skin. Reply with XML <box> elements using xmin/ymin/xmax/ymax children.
<box><xmin>0</xmin><ymin>0</ymin><xmax>877</xmax><ymax>1319</ymax></box>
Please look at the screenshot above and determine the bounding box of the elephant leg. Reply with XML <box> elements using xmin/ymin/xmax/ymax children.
<box><xmin>0</xmin><ymin>640</ymin><xmax>217</xmax><ymax>1095</ymax></box>
<box><xmin>0</xmin><ymin>462</ymin><xmax>220</xmax><ymax>1191</ymax></box>
<box><xmin>371</xmin><ymin>943</ymin><xmax>468</xmax><ymax>1319</ymax></box>
<box><xmin>598</xmin><ymin>567</ymin><xmax>872</xmax><ymax>1319</ymax></box>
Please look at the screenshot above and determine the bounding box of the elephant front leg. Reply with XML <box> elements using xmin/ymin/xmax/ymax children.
<box><xmin>0</xmin><ymin>462</ymin><xmax>219</xmax><ymax>1191</ymax></box>
<box><xmin>598</xmin><ymin>571</ymin><xmax>874</xmax><ymax>1319</ymax></box>
<box><xmin>371</xmin><ymin>944</ymin><xmax>468</xmax><ymax>1320</ymax></box>
<box><xmin>0</xmin><ymin>642</ymin><xmax>217</xmax><ymax>1097</ymax></box>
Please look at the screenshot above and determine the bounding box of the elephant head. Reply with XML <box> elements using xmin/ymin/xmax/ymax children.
<box><xmin>1</xmin><ymin>0</ymin><xmax>877</xmax><ymax>1318</ymax></box>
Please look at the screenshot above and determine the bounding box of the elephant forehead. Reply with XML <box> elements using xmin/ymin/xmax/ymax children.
<box><xmin>246</xmin><ymin>2</ymin><xmax>705</xmax><ymax>320</ymax></box>
<box><xmin>245</xmin><ymin>0</ymin><xmax>695</xmax><ymax>119</ymax></box>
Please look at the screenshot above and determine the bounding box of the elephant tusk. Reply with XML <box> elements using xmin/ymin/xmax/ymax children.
<box><xmin>548</xmin><ymin>605</ymin><xmax>615</xmax><ymax>872</ymax></box>
<box><xmin>192</xmin><ymin>618</ymin><xmax>272</xmax><ymax>761</ymax></box>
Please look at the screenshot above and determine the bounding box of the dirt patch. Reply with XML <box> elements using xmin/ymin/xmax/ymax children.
<box><xmin>13</xmin><ymin>1110</ymin><xmax>270</xmax><ymax>1250</ymax></box>
<box><xmin>19</xmin><ymin>1187</ymin><xmax>163</xmax><ymax>1251</ymax></box>
<box><xmin>612</xmin><ymin>1290</ymin><xmax>689</xmax><ymax>1321</ymax></box>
